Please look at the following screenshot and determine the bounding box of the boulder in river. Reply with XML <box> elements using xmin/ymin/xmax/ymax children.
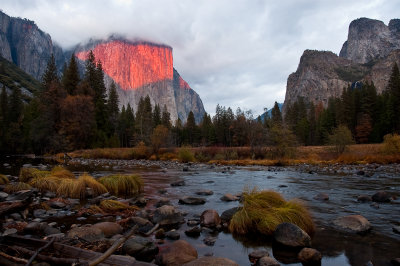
<box><xmin>179</xmin><ymin>196</ymin><xmax>206</xmax><ymax>205</ymax></box>
<box><xmin>256</xmin><ymin>256</ymin><xmax>280</xmax><ymax>266</ymax></box>
<box><xmin>200</xmin><ymin>209</ymin><xmax>221</xmax><ymax>228</ymax></box>
<box><xmin>298</xmin><ymin>247</ymin><xmax>322</xmax><ymax>264</ymax></box>
<box><xmin>313</xmin><ymin>193</ymin><xmax>329</xmax><ymax>201</ymax></box>
<box><xmin>195</xmin><ymin>190</ymin><xmax>214</xmax><ymax>196</ymax></box>
<box><xmin>357</xmin><ymin>195</ymin><xmax>372</xmax><ymax>203</ymax></box>
<box><xmin>92</xmin><ymin>222</ymin><xmax>122</xmax><ymax>238</ymax></box>
<box><xmin>185</xmin><ymin>226</ymin><xmax>202</xmax><ymax>237</ymax></box>
<box><xmin>221</xmin><ymin>207</ymin><xmax>241</xmax><ymax>223</ymax></box>
<box><xmin>220</xmin><ymin>193</ymin><xmax>238</xmax><ymax>202</ymax></box>
<box><xmin>249</xmin><ymin>249</ymin><xmax>270</xmax><ymax>264</ymax></box>
<box><xmin>152</xmin><ymin>205</ymin><xmax>184</xmax><ymax>226</ymax></box>
<box><xmin>372</xmin><ymin>191</ymin><xmax>391</xmax><ymax>203</ymax></box>
<box><xmin>122</xmin><ymin>236</ymin><xmax>158</xmax><ymax>262</ymax></box>
<box><xmin>183</xmin><ymin>256</ymin><xmax>239</xmax><ymax>266</ymax></box>
<box><xmin>273</xmin><ymin>223</ymin><xmax>311</xmax><ymax>248</ymax></box>
<box><xmin>171</xmin><ymin>180</ymin><xmax>185</xmax><ymax>187</ymax></box>
<box><xmin>156</xmin><ymin>240</ymin><xmax>198</xmax><ymax>265</ymax></box>
<box><xmin>333</xmin><ymin>215</ymin><xmax>371</xmax><ymax>233</ymax></box>
<box><xmin>67</xmin><ymin>226</ymin><xmax>104</xmax><ymax>242</ymax></box>
<box><xmin>165</xmin><ymin>230</ymin><xmax>180</xmax><ymax>240</ymax></box>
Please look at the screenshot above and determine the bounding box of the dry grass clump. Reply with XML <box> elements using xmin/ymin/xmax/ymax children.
<box><xmin>50</xmin><ymin>166</ymin><xmax>75</xmax><ymax>179</ymax></box>
<box><xmin>382</xmin><ymin>133</ymin><xmax>400</xmax><ymax>155</ymax></box>
<box><xmin>0</xmin><ymin>174</ymin><xmax>9</xmax><ymax>185</ymax></box>
<box><xmin>99</xmin><ymin>199</ymin><xmax>138</xmax><ymax>212</ymax></box>
<box><xmin>98</xmin><ymin>174</ymin><xmax>143</xmax><ymax>198</ymax></box>
<box><xmin>57</xmin><ymin>173</ymin><xmax>107</xmax><ymax>199</ymax></box>
<box><xmin>229</xmin><ymin>189</ymin><xmax>314</xmax><ymax>236</ymax></box>
<box><xmin>19</xmin><ymin>168</ymin><xmax>50</xmax><ymax>183</ymax></box>
<box><xmin>4</xmin><ymin>182</ymin><xmax>32</xmax><ymax>193</ymax></box>
<box><xmin>29</xmin><ymin>176</ymin><xmax>60</xmax><ymax>192</ymax></box>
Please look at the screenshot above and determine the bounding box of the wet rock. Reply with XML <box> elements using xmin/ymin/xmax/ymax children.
<box><xmin>185</xmin><ymin>226</ymin><xmax>202</xmax><ymax>237</ymax></box>
<box><xmin>203</xmin><ymin>236</ymin><xmax>217</xmax><ymax>246</ymax></box>
<box><xmin>171</xmin><ymin>180</ymin><xmax>185</xmax><ymax>187</ymax></box>
<box><xmin>195</xmin><ymin>190</ymin><xmax>214</xmax><ymax>196</ymax></box>
<box><xmin>179</xmin><ymin>196</ymin><xmax>206</xmax><ymax>205</ymax></box>
<box><xmin>187</xmin><ymin>219</ymin><xmax>200</xmax><ymax>226</ymax></box>
<box><xmin>273</xmin><ymin>223</ymin><xmax>311</xmax><ymax>248</ymax></box>
<box><xmin>393</xmin><ymin>226</ymin><xmax>400</xmax><ymax>234</ymax></box>
<box><xmin>6</xmin><ymin>190</ymin><xmax>33</xmax><ymax>201</ymax></box>
<box><xmin>33</xmin><ymin>209</ymin><xmax>47</xmax><ymax>218</ymax></box>
<box><xmin>155</xmin><ymin>228</ymin><xmax>165</xmax><ymax>239</ymax></box>
<box><xmin>200</xmin><ymin>209</ymin><xmax>221</xmax><ymax>228</ymax></box>
<box><xmin>333</xmin><ymin>215</ymin><xmax>371</xmax><ymax>233</ymax></box>
<box><xmin>256</xmin><ymin>256</ymin><xmax>280</xmax><ymax>266</ymax></box>
<box><xmin>370</xmin><ymin>202</ymin><xmax>380</xmax><ymax>209</ymax></box>
<box><xmin>155</xmin><ymin>198</ymin><xmax>171</xmax><ymax>207</ymax></box>
<box><xmin>249</xmin><ymin>249</ymin><xmax>269</xmax><ymax>264</ymax></box>
<box><xmin>183</xmin><ymin>166</ymin><xmax>189</xmax><ymax>172</ymax></box>
<box><xmin>92</xmin><ymin>222</ymin><xmax>123</xmax><ymax>238</ymax></box>
<box><xmin>155</xmin><ymin>240</ymin><xmax>197</xmax><ymax>265</ymax></box>
<box><xmin>220</xmin><ymin>207</ymin><xmax>240</xmax><ymax>223</ymax></box>
<box><xmin>122</xmin><ymin>236</ymin><xmax>158</xmax><ymax>262</ymax></box>
<box><xmin>165</xmin><ymin>230</ymin><xmax>180</xmax><ymax>240</ymax></box>
<box><xmin>298</xmin><ymin>248</ymin><xmax>322</xmax><ymax>264</ymax></box>
<box><xmin>220</xmin><ymin>193</ymin><xmax>238</xmax><ymax>202</ymax></box>
<box><xmin>0</xmin><ymin>192</ymin><xmax>9</xmax><ymax>200</ymax></box>
<box><xmin>3</xmin><ymin>228</ymin><xmax>17</xmax><ymax>236</ymax></box>
<box><xmin>10</xmin><ymin>213</ymin><xmax>21</xmax><ymax>220</ymax></box>
<box><xmin>152</xmin><ymin>205</ymin><xmax>184</xmax><ymax>226</ymax></box>
<box><xmin>313</xmin><ymin>193</ymin><xmax>329</xmax><ymax>201</ymax></box>
<box><xmin>43</xmin><ymin>191</ymin><xmax>56</xmax><ymax>198</ymax></box>
<box><xmin>357</xmin><ymin>195</ymin><xmax>372</xmax><ymax>202</ymax></box>
<box><xmin>372</xmin><ymin>191</ymin><xmax>391</xmax><ymax>203</ymax></box>
<box><xmin>48</xmin><ymin>201</ymin><xmax>66</xmax><ymax>209</ymax></box>
<box><xmin>356</xmin><ymin>170</ymin><xmax>365</xmax><ymax>176</ymax></box>
<box><xmin>67</xmin><ymin>226</ymin><xmax>105</xmax><ymax>242</ymax></box>
<box><xmin>278</xmin><ymin>185</ymin><xmax>288</xmax><ymax>188</ymax></box>
<box><xmin>183</xmin><ymin>257</ymin><xmax>239</xmax><ymax>266</ymax></box>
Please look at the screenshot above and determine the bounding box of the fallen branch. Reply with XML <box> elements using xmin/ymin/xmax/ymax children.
<box><xmin>25</xmin><ymin>237</ymin><xmax>55</xmax><ymax>266</ymax></box>
<box><xmin>9</xmin><ymin>246</ymin><xmax>83</xmax><ymax>266</ymax></box>
<box><xmin>88</xmin><ymin>225</ymin><xmax>138</xmax><ymax>266</ymax></box>
<box><xmin>144</xmin><ymin>223</ymin><xmax>160</xmax><ymax>236</ymax></box>
<box><xmin>0</xmin><ymin>251</ymin><xmax>28</xmax><ymax>264</ymax></box>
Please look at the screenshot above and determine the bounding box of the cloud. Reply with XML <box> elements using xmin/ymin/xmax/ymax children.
<box><xmin>1</xmin><ymin>0</ymin><xmax>398</xmax><ymax>116</ymax></box>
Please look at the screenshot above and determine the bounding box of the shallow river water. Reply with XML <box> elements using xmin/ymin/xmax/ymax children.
<box><xmin>1</xmin><ymin>157</ymin><xmax>399</xmax><ymax>266</ymax></box>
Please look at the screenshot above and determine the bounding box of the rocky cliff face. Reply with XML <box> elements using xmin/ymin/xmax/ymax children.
<box><xmin>283</xmin><ymin>18</ymin><xmax>400</xmax><ymax>115</ymax></box>
<box><xmin>0</xmin><ymin>10</ymin><xmax>65</xmax><ymax>80</ymax></box>
<box><xmin>75</xmin><ymin>38</ymin><xmax>205</xmax><ymax>123</ymax></box>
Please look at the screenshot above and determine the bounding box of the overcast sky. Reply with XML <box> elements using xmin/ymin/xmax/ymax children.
<box><xmin>1</xmin><ymin>0</ymin><xmax>399</xmax><ymax>116</ymax></box>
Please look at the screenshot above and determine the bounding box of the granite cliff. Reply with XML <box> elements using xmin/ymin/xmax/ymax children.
<box><xmin>74</xmin><ymin>38</ymin><xmax>205</xmax><ymax>123</ymax></box>
<box><xmin>283</xmin><ymin>18</ymin><xmax>400</xmax><ymax>115</ymax></box>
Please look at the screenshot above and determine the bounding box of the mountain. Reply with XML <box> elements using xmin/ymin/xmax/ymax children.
<box><xmin>74</xmin><ymin>38</ymin><xmax>205</xmax><ymax>123</ymax></box>
<box><xmin>283</xmin><ymin>18</ymin><xmax>400</xmax><ymax>115</ymax></box>
<box><xmin>0</xmin><ymin>11</ymin><xmax>205</xmax><ymax>124</ymax></box>
<box><xmin>0</xmin><ymin>10</ymin><xmax>65</xmax><ymax>79</ymax></box>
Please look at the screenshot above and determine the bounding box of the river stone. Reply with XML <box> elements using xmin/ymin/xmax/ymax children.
<box><xmin>392</xmin><ymin>226</ymin><xmax>400</xmax><ymax>234</ymax></box>
<box><xmin>0</xmin><ymin>192</ymin><xmax>9</xmax><ymax>200</ymax></box>
<box><xmin>220</xmin><ymin>193</ymin><xmax>238</xmax><ymax>202</ymax></box>
<box><xmin>152</xmin><ymin>205</ymin><xmax>184</xmax><ymax>226</ymax></box>
<box><xmin>200</xmin><ymin>209</ymin><xmax>221</xmax><ymax>228</ymax></box>
<box><xmin>221</xmin><ymin>207</ymin><xmax>241</xmax><ymax>223</ymax></box>
<box><xmin>298</xmin><ymin>248</ymin><xmax>322</xmax><ymax>263</ymax></box>
<box><xmin>7</xmin><ymin>190</ymin><xmax>33</xmax><ymax>201</ymax></box>
<box><xmin>155</xmin><ymin>197</ymin><xmax>171</xmax><ymax>207</ymax></box>
<box><xmin>273</xmin><ymin>223</ymin><xmax>311</xmax><ymax>248</ymax></box>
<box><xmin>203</xmin><ymin>236</ymin><xmax>217</xmax><ymax>246</ymax></box>
<box><xmin>155</xmin><ymin>228</ymin><xmax>165</xmax><ymax>239</ymax></box>
<box><xmin>171</xmin><ymin>180</ymin><xmax>185</xmax><ymax>186</ymax></box>
<box><xmin>33</xmin><ymin>209</ymin><xmax>47</xmax><ymax>218</ymax></box>
<box><xmin>391</xmin><ymin>258</ymin><xmax>400</xmax><ymax>266</ymax></box>
<box><xmin>122</xmin><ymin>236</ymin><xmax>158</xmax><ymax>262</ymax></box>
<box><xmin>195</xmin><ymin>190</ymin><xmax>214</xmax><ymax>196</ymax></box>
<box><xmin>3</xmin><ymin>228</ymin><xmax>17</xmax><ymax>236</ymax></box>
<box><xmin>333</xmin><ymin>215</ymin><xmax>371</xmax><ymax>233</ymax></box>
<box><xmin>357</xmin><ymin>195</ymin><xmax>372</xmax><ymax>202</ymax></box>
<box><xmin>256</xmin><ymin>256</ymin><xmax>280</xmax><ymax>266</ymax></box>
<box><xmin>179</xmin><ymin>196</ymin><xmax>206</xmax><ymax>205</ymax></box>
<box><xmin>185</xmin><ymin>226</ymin><xmax>202</xmax><ymax>237</ymax></box>
<box><xmin>372</xmin><ymin>191</ymin><xmax>391</xmax><ymax>203</ymax></box>
<box><xmin>67</xmin><ymin>226</ymin><xmax>104</xmax><ymax>242</ymax></box>
<box><xmin>313</xmin><ymin>193</ymin><xmax>329</xmax><ymax>201</ymax></box>
<box><xmin>155</xmin><ymin>240</ymin><xmax>198</xmax><ymax>265</ymax></box>
<box><xmin>249</xmin><ymin>249</ymin><xmax>270</xmax><ymax>264</ymax></box>
<box><xmin>48</xmin><ymin>201</ymin><xmax>66</xmax><ymax>209</ymax></box>
<box><xmin>165</xmin><ymin>230</ymin><xmax>180</xmax><ymax>240</ymax></box>
<box><xmin>183</xmin><ymin>257</ymin><xmax>239</xmax><ymax>266</ymax></box>
<box><xmin>92</xmin><ymin>222</ymin><xmax>123</xmax><ymax>238</ymax></box>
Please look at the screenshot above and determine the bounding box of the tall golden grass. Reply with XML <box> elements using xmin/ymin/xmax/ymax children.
<box><xmin>0</xmin><ymin>174</ymin><xmax>9</xmax><ymax>185</ymax></box>
<box><xmin>229</xmin><ymin>189</ymin><xmax>314</xmax><ymax>236</ymax></box>
<box><xmin>99</xmin><ymin>199</ymin><xmax>138</xmax><ymax>212</ymax></box>
<box><xmin>19</xmin><ymin>168</ymin><xmax>50</xmax><ymax>183</ymax></box>
<box><xmin>4</xmin><ymin>182</ymin><xmax>32</xmax><ymax>193</ymax></box>
<box><xmin>98</xmin><ymin>174</ymin><xmax>143</xmax><ymax>198</ymax></box>
<box><xmin>56</xmin><ymin>173</ymin><xmax>107</xmax><ymax>199</ymax></box>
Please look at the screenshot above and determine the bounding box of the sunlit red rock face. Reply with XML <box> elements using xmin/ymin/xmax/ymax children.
<box><xmin>75</xmin><ymin>40</ymin><xmax>173</xmax><ymax>90</ymax></box>
<box><xmin>75</xmin><ymin>39</ymin><xmax>205</xmax><ymax>123</ymax></box>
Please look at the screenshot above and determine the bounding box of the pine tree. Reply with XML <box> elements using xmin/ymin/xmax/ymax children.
<box><xmin>153</xmin><ymin>104</ymin><xmax>161</xmax><ymax>127</ymax></box>
<box><xmin>0</xmin><ymin>86</ymin><xmax>8</xmax><ymax>152</ymax></box>
<box><xmin>42</xmin><ymin>54</ymin><xmax>59</xmax><ymax>89</ymax></box>
<box><xmin>184</xmin><ymin>111</ymin><xmax>198</xmax><ymax>145</ymax></box>
<box><xmin>161</xmin><ymin>105</ymin><xmax>171</xmax><ymax>129</ymax></box>
<box><xmin>387</xmin><ymin>63</ymin><xmax>400</xmax><ymax>132</ymax></box>
<box><xmin>271</xmin><ymin>101</ymin><xmax>282</xmax><ymax>125</ymax></box>
<box><xmin>107</xmin><ymin>82</ymin><xmax>119</xmax><ymax>135</ymax></box>
<box><xmin>63</xmin><ymin>54</ymin><xmax>80</xmax><ymax>95</ymax></box>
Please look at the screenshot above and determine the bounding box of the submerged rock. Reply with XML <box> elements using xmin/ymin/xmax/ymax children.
<box><xmin>165</xmin><ymin>230</ymin><xmax>180</xmax><ymax>240</ymax></box>
<box><xmin>372</xmin><ymin>191</ymin><xmax>391</xmax><ymax>203</ymax></box>
<box><xmin>273</xmin><ymin>223</ymin><xmax>311</xmax><ymax>248</ymax></box>
<box><xmin>171</xmin><ymin>180</ymin><xmax>185</xmax><ymax>187</ymax></box>
<box><xmin>333</xmin><ymin>215</ymin><xmax>371</xmax><ymax>233</ymax></box>
<box><xmin>357</xmin><ymin>195</ymin><xmax>372</xmax><ymax>202</ymax></box>
<box><xmin>156</xmin><ymin>240</ymin><xmax>198</xmax><ymax>265</ymax></box>
<box><xmin>179</xmin><ymin>196</ymin><xmax>206</xmax><ymax>205</ymax></box>
<box><xmin>92</xmin><ymin>222</ymin><xmax>122</xmax><ymax>238</ymax></box>
<box><xmin>195</xmin><ymin>190</ymin><xmax>214</xmax><ymax>196</ymax></box>
<box><xmin>200</xmin><ymin>209</ymin><xmax>221</xmax><ymax>228</ymax></box>
<box><xmin>298</xmin><ymin>247</ymin><xmax>322</xmax><ymax>264</ymax></box>
<box><xmin>152</xmin><ymin>205</ymin><xmax>183</xmax><ymax>226</ymax></box>
<box><xmin>256</xmin><ymin>256</ymin><xmax>280</xmax><ymax>266</ymax></box>
<box><xmin>313</xmin><ymin>193</ymin><xmax>329</xmax><ymax>201</ymax></box>
<box><xmin>122</xmin><ymin>236</ymin><xmax>158</xmax><ymax>262</ymax></box>
<box><xmin>220</xmin><ymin>207</ymin><xmax>240</xmax><ymax>223</ymax></box>
<box><xmin>249</xmin><ymin>249</ymin><xmax>270</xmax><ymax>264</ymax></box>
<box><xmin>220</xmin><ymin>193</ymin><xmax>238</xmax><ymax>202</ymax></box>
<box><xmin>185</xmin><ymin>226</ymin><xmax>202</xmax><ymax>237</ymax></box>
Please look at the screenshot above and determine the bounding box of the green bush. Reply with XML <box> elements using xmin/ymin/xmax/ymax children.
<box><xmin>328</xmin><ymin>125</ymin><xmax>355</xmax><ymax>155</ymax></box>
<box><xmin>382</xmin><ymin>133</ymin><xmax>400</xmax><ymax>154</ymax></box>
<box><xmin>178</xmin><ymin>146</ymin><xmax>195</xmax><ymax>163</ymax></box>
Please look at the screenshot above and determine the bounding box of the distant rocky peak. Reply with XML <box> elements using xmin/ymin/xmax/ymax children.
<box><xmin>339</xmin><ymin>17</ymin><xmax>400</xmax><ymax>64</ymax></box>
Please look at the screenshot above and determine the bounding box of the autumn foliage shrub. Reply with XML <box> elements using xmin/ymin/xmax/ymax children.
<box><xmin>178</xmin><ymin>146</ymin><xmax>195</xmax><ymax>162</ymax></box>
<box><xmin>382</xmin><ymin>133</ymin><xmax>400</xmax><ymax>155</ymax></box>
